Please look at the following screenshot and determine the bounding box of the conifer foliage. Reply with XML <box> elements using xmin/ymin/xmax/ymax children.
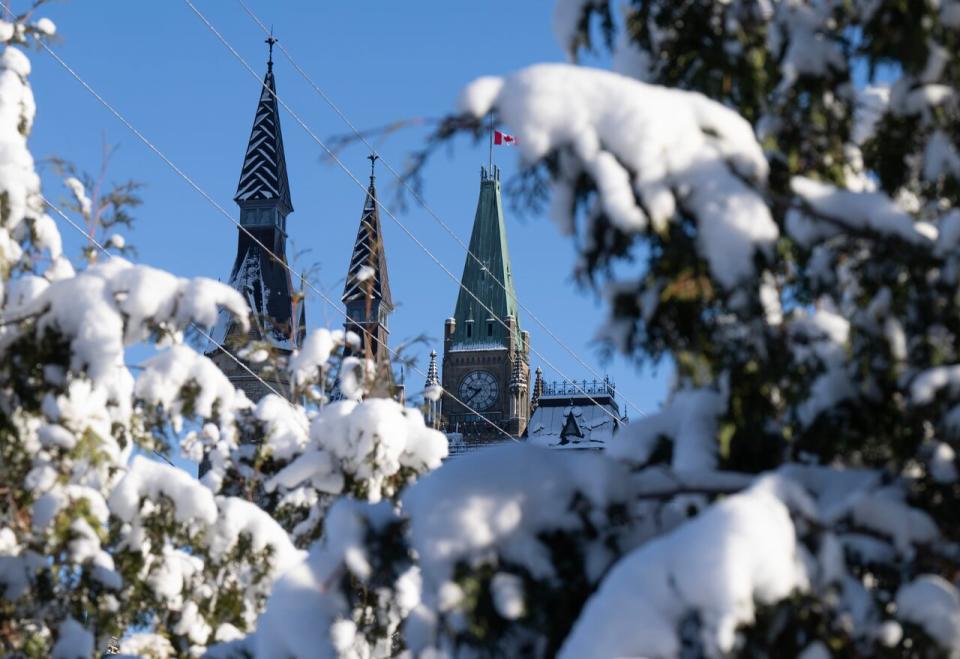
<box><xmin>0</xmin><ymin>10</ymin><xmax>445</xmax><ymax>656</ymax></box>
<box><xmin>3</xmin><ymin>1</ymin><xmax>960</xmax><ymax>658</ymax></box>
<box><xmin>251</xmin><ymin>1</ymin><xmax>960</xmax><ymax>656</ymax></box>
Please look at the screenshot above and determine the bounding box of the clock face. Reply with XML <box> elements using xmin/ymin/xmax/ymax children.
<box><xmin>458</xmin><ymin>370</ymin><xmax>499</xmax><ymax>412</ymax></box>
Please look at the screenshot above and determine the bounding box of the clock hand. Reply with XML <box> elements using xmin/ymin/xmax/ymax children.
<box><xmin>463</xmin><ymin>386</ymin><xmax>483</xmax><ymax>406</ymax></box>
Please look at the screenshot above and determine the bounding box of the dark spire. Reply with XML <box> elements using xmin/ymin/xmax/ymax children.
<box><xmin>342</xmin><ymin>159</ymin><xmax>392</xmax><ymax>310</ymax></box>
<box><xmin>340</xmin><ymin>156</ymin><xmax>394</xmax><ymax>385</ymax></box>
<box><xmin>234</xmin><ymin>47</ymin><xmax>292</xmax><ymax>213</ymax></box>
<box><xmin>210</xmin><ymin>49</ymin><xmax>300</xmax><ymax>355</ymax></box>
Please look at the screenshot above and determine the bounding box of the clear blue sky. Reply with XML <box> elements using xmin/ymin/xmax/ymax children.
<box><xmin>27</xmin><ymin>1</ymin><xmax>671</xmax><ymax>419</ymax></box>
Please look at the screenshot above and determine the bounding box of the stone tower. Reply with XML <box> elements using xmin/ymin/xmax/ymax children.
<box><xmin>441</xmin><ymin>166</ymin><xmax>530</xmax><ymax>440</ymax></box>
<box><xmin>207</xmin><ymin>38</ymin><xmax>303</xmax><ymax>401</ymax></box>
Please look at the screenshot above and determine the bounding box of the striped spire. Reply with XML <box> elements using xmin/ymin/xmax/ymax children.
<box><xmin>234</xmin><ymin>59</ymin><xmax>292</xmax><ymax>212</ymax></box>
<box><xmin>342</xmin><ymin>156</ymin><xmax>392</xmax><ymax>309</ymax></box>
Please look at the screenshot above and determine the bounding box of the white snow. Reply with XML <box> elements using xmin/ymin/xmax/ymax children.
<box><xmin>788</xmin><ymin>177</ymin><xmax>930</xmax><ymax>247</ymax></box>
<box><xmin>923</xmin><ymin>130</ymin><xmax>960</xmax><ymax>182</ymax></box>
<box><xmin>929</xmin><ymin>442</ymin><xmax>958</xmax><ymax>483</ymax></box>
<box><xmin>896</xmin><ymin>575</ymin><xmax>960</xmax><ymax>651</ymax></box>
<box><xmin>910</xmin><ymin>364</ymin><xmax>960</xmax><ymax>405</ymax></box>
<box><xmin>34</xmin><ymin>17</ymin><xmax>56</xmax><ymax>36</ymax></box>
<box><xmin>552</xmin><ymin>0</ymin><xmax>599</xmax><ymax>58</ymax></box>
<box><xmin>559</xmin><ymin>477</ymin><xmax>808</xmax><ymax>658</ymax></box>
<box><xmin>253</xmin><ymin>500</ymin><xmax>398</xmax><ymax>659</ymax></box>
<box><xmin>459</xmin><ymin>63</ymin><xmax>777</xmax><ymax>288</ymax></box>
<box><xmin>402</xmin><ymin>444</ymin><xmax>632</xmax><ymax>646</ymax></box>
<box><xmin>769</xmin><ymin>0</ymin><xmax>845</xmax><ymax>92</ymax></box>
<box><xmin>118</xmin><ymin>633</ymin><xmax>175</xmax><ymax>658</ymax></box>
<box><xmin>789</xmin><ymin>307</ymin><xmax>854</xmax><ymax>426</ymax></box>
<box><xmin>63</xmin><ymin>177</ymin><xmax>91</xmax><ymax>218</ymax></box>
<box><xmin>109</xmin><ymin>456</ymin><xmax>217</xmax><ymax>529</ymax></box>
<box><xmin>610</xmin><ymin>388</ymin><xmax>725</xmax><ymax>471</ymax></box>
<box><xmin>210</xmin><ymin>496</ymin><xmax>305</xmax><ymax>572</ymax></box>
<box><xmin>136</xmin><ymin>344</ymin><xmax>247</xmax><ymax>427</ymax></box>
<box><xmin>51</xmin><ymin>618</ymin><xmax>93</xmax><ymax>659</ymax></box>
<box><xmin>288</xmin><ymin>327</ymin><xmax>344</xmax><ymax>389</ymax></box>
<box><xmin>491</xmin><ymin>572</ymin><xmax>525</xmax><ymax>620</ymax></box>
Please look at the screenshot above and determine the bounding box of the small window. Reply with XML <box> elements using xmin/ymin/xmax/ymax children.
<box><xmin>467</xmin><ymin>324</ymin><xmax>472</xmax><ymax>338</ymax></box>
<box><xmin>487</xmin><ymin>322</ymin><xmax>493</xmax><ymax>337</ymax></box>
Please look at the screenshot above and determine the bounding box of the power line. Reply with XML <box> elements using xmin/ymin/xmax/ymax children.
<box><xmin>42</xmin><ymin>191</ymin><xmax>509</xmax><ymax>449</ymax></box>
<box><xmin>183</xmin><ymin>0</ymin><xmax>625</xmax><ymax>427</ymax></box>
<box><xmin>40</xmin><ymin>193</ymin><xmax>286</xmax><ymax>401</ymax></box>
<box><xmin>38</xmin><ymin>194</ymin><xmax>210</xmax><ymax>468</ymax></box>
<box><xmin>235</xmin><ymin>0</ymin><xmax>647</xmax><ymax>420</ymax></box>
<box><xmin>34</xmin><ymin>38</ymin><xmax>517</xmax><ymax>444</ymax></box>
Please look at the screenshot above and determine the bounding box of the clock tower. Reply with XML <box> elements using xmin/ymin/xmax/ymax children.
<box><xmin>442</xmin><ymin>166</ymin><xmax>530</xmax><ymax>441</ymax></box>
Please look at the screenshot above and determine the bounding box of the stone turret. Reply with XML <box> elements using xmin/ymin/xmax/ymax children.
<box><xmin>424</xmin><ymin>349</ymin><xmax>441</xmax><ymax>429</ymax></box>
<box><xmin>531</xmin><ymin>366</ymin><xmax>544</xmax><ymax>413</ymax></box>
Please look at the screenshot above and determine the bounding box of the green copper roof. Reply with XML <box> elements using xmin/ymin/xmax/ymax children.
<box><xmin>451</xmin><ymin>167</ymin><xmax>521</xmax><ymax>348</ymax></box>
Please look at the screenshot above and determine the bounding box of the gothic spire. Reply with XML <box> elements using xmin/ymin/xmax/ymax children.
<box><xmin>342</xmin><ymin>155</ymin><xmax>392</xmax><ymax>310</ymax></box>
<box><xmin>209</xmin><ymin>42</ymin><xmax>301</xmax><ymax>355</ymax></box>
<box><xmin>234</xmin><ymin>40</ymin><xmax>292</xmax><ymax>213</ymax></box>
<box><xmin>531</xmin><ymin>366</ymin><xmax>543</xmax><ymax>412</ymax></box>
<box><xmin>450</xmin><ymin>165</ymin><xmax>520</xmax><ymax>347</ymax></box>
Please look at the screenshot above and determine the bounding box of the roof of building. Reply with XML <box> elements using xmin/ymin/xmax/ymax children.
<box><xmin>234</xmin><ymin>63</ymin><xmax>292</xmax><ymax>214</ymax></box>
<box><xmin>445</xmin><ymin>434</ymin><xmax>516</xmax><ymax>458</ymax></box>
<box><xmin>526</xmin><ymin>379</ymin><xmax>623</xmax><ymax>450</ymax></box>
<box><xmin>450</xmin><ymin>166</ymin><xmax>521</xmax><ymax>349</ymax></box>
<box><xmin>342</xmin><ymin>163</ymin><xmax>392</xmax><ymax>310</ymax></box>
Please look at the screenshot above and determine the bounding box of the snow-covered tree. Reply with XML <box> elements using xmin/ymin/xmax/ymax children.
<box><xmin>5</xmin><ymin>0</ymin><xmax>960</xmax><ymax>656</ymax></box>
<box><xmin>0</xmin><ymin>9</ymin><xmax>446</xmax><ymax>656</ymax></box>
<box><xmin>245</xmin><ymin>1</ymin><xmax>960</xmax><ymax>657</ymax></box>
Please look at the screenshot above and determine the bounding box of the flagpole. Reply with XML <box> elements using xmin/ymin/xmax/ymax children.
<box><xmin>488</xmin><ymin>112</ymin><xmax>494</xmax><ymax>173</ymax></box>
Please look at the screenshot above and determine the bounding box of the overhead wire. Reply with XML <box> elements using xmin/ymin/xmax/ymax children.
<box><xmin>182</xmin><ymin>0</ymin><xmax>626</xmax><ymax>426</ymax></box>
<box><xmin>33</xmin><ymin>35</ymin><xmax>518</xmax><ymax>444</ymax></box>
<box><xmin>38</xmin><ymin>194</ymin><xmax>190</xmax><ymax>467</ymax></box>
<box><xmin>40</xmin><ymin>192</ymin><xmax>286</xmax><ymax>401</ymax></box>
<box><xmin>235</xmin><ymin>0</ymin><xmax>647</xmax><ymax>420</ymax></box>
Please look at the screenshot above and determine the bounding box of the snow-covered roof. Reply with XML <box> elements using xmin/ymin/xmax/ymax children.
<box><xmin>448</xmin><ymin>341</ymin><xmax>509</xmax><ymax>353</ymax></box>
<box><xmin>526</xmin><ymin>383</ymin><xmax>624</xmax><ymax>450</ymax></box>
<box><xmin>444</xmin><ymin>433</ymin><xmax>516</xmax><ymax>458</ymax></box>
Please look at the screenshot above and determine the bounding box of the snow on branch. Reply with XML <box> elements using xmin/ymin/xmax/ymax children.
<box><xmin>458</xmin><ymin>63</ymin><xmax>777</xmax><ymax>289</ymax></box>
<box><xmin>560</xmin><ymin>476</ymin><xmax>807</xmax><ymax>658</ymax></box>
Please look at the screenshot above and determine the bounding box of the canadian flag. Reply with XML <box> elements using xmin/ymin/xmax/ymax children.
<box><xmin>494</xmin><ymin>130</ymin><xmax>518</xmax><ymax>145</ymax></box>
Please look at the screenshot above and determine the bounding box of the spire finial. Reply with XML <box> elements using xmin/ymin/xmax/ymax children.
<box><xmin>266</xmin><ymin>28</ymin><xmax>277</xmax><ymax>72</ymax></box>
<box><xmin>367</xmin><ymin>153</ymin><xmax>379</xmax><ymax>180</ymax></box>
